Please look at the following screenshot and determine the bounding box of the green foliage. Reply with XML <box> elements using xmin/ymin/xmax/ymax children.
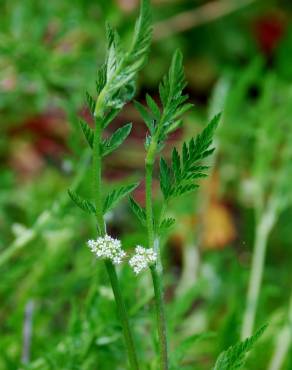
<box><xmin>70</xmin><ymin>0</ymin><xmax>152</xmax><ymax>224</ymax></box>
<box><xmin>68</xmin><ymin>190</ymin><xmax>96</xmax><ymax>214</ymax></box>
<box><xmin>76</xmin><ymin>0</ymin><xmax>152</xmax><ymax>155</ymax></box>
<box><xmin>159</xmin><ymin>114</ymin><xmax>220</xmax><ymax>200</ymax></box>
<box><xmin>96</xmin><ymin>64</ymin><xmax>107</xmax><ymax>96</ymax></box>
<box><xmin>102</xmin><ymin>123</ymin><xmax>132</xmax><ymax>156</ymax></box>
<box><xmin>3</xmin><ymin>1</ymin><xmax>292</xmax><ymax>370</ymax></box>
<box><xmin>102</xmin><ymin>108</ymin><xmax>121</xmax><ymax>129</ymax></box>
<box><xmin>157</xmin><ymin>50</ymin><xmax>192</xmax><ymax>139</ymax></box>
<box><xmin>129</xmin><ymin>196</ymin><xmax>147</xmax><ymax>225</ymax></box>
<box><xmin>94</xmin><ymin>0</ymin><xmax>152</xmax><ymax>116</ymax></box>
<box><xmin>136</xmin><ymin>50</ymin><xmax>193</xmax><ymax>147</ymax></box>
<box><xmin>158</xmin><ymin>217</ymin><xmax>176</xmax><ymax>233</ymax></box>
<box><xmin>134</xmin><ymin>100</ymin><xmax>156</xmax><ymax>135</ymax></box>
<box><xmin>79</xmin><ymin>119</ymin><xmax>94</xmax><ymax>148</ymax></box>
<box><xmin>103</xmin><ymin>183</ymin><xmax>139</xmax><ymax>214</ymax></box>
<box><xmin>214</xmin><ymin>325</ymin><xmax>267</xmax><ymax>370</ymax></box>
<box><xmin>86</xmin><ymin>91</ymin><xmax>96</xmax><ymax>116</ymax></box>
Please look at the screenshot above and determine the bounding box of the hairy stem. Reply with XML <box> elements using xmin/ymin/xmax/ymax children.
<box><xmin>145</xmin><ymin>149</ymin><xmax>169</xmax><ymax>370</ymax></box>
<box><xmin>241</xmin><ymin>210</ymin><xmax>275</xmax><ymax>339</ymax></box>
<box><xmin>93</xmin><ymin>120</ymin><xmax>106</xmax><ymax>235</ymax></box>
<box><xmin>93</xmin><ymin>117</ymin><xmax>139</xmax><ymax>370</ymax></box>
<box><xmin>145</xmin><ymin>163</ymin><xmax>155</xmax><ymax>247</ymax></box>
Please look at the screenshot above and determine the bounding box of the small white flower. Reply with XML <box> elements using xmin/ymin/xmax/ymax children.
<box><xmin>129</xmin><ymin>245</ymin><xmax>157</xmax><ymax>274</ymax></box>
<box><xmin>87</xmin><ymin>235</ymin><xmax>126</xmax><ymax>265</ymax></box>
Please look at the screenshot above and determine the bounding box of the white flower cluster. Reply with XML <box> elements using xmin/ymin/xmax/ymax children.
<box><xmin>87</xmin><ymin>235</ymin><xmax>126</xmax><ymax>265</ymax></box>
<box><xmin>129</xmin><ymin>246</ymin><xmax>157</xmax><ymax>274</ymax></box>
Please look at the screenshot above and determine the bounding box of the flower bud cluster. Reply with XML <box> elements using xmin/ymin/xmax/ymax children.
<box><xmin>129</xmin><ymin>246</ymin><xmax>157</xmax><ymax>274</ymax></box>
<box><xmin>87</xmin><ymin>235</ymin><xmax>126</xmax><ymax>265</ymax></box>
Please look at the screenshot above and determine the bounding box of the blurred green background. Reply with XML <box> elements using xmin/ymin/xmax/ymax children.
<box><xmin>1</xmin><ymin>0</ymin><xmax>292</xmax><ymax>369</ymax></box>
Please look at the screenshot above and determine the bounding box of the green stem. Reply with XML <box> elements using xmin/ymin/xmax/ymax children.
<box><xmin>241</xmin><ymin>210</ymin><xmax>275</xmax><ymax>339</ymax></box>
<box><xmin>93</xmin><ymin>120</ymin><xmax>106</xmax><ymax>235</ymax></box>
<box><xmin>145</xmin><ymin>163</ymin><xmax>155</xmax><ymax>247</ymax></box>
<box><xmin>105</xmin><ymin>260</ymin><xmax>140</xmax><ymax>370</ymax></box>
<box><xmin>93</xmin><ymin>118</ymin><xmax>139</xmax><ymax>370</ymax></box>
<box><xmin>145</xmin><ymin>147</ymin><xmax>169</xmax><ymax>370</ymax></box>
<box><xmin>150</xmin><ymin>263</ymin><xmax>168</xmax><ymax>370</ymax></box>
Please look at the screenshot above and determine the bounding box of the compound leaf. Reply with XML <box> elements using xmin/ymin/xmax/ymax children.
<box><xmin>103</xmin><ymin>183</ymin><xmax>139</xmax><ymax>214</ymax></box>
<box><xmin>159</xmin><ymin>114</ymin><xmax>220</xmax><ymax>200</ymax></box>
<box><xmin>159</xmin><ymin>157</ymin><xmax>172</xmax><ymax>199</ymax></box>
<box><xmin>135</xmin><ymin>49</ymin><xmax>192</xmax><ymax>147</ymax></box>
<box><xmin>102</xmin><ymin>123</ymin><xmax>132</xmax><ymax>156</ymax></box>
<box><xmin>134</xmin><ymin>100</ymin><xmax>155</xmax><ymax>134</ymax></box>
<box><xmin>86</xmin><ymin>91</ymin><xmax>96</xmax><ymax>116</ymax></box>
<box><xmin>214</xmin><ymin>325</ymin><xmax>267</xmax><ymax>370</ymax></box>
<box><xmin>129</xmin><ymin>196</ymin><xmax>147</xmax><ymax>225</ymax></box>
<box><xmin>68</xmin><ymin>190</ymin><xmax>96</xmax><ymax>214</ymax></box>
<box><xmin>95</xmin><ymin>0</ymin><xmax>152</xmax><ymax>116</ymax></box>
<box><xmin>79</xmin><ymin>119</ymin><xmax>94</xmax><ymax>148</ymax></box>
<box><xmin>159</xmin><ymin>217</ymin><xmax>176</xmax><ymax>234</ymax></box>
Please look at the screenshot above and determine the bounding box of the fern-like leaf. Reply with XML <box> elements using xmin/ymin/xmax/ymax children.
<box><xmin>214</xmin><ymin>325</ymin><xmax>267</xmax><ymax>370</ymax></box>
<box><xmin>79</xmin><ymin>119</ymin><xmax>94</xmax><ymax>148</ymax></box>
<box><xmin>159</xmin><ymin>217</ymin><xmax>176</xmax><ymax>233</ymax></box>
<box><xmin>159</xmin><ymin>157</ymin><xmax>172</xmax><ymax>200</ymax></box>
<box><xmin>103</xmin><ymin>183</ymin><xmax>139</xmax><ymax>214</ymax></box>
<box><xmin>102</xmin><ymin>108</ymin><xmax>120</xmax><ymax>129</ymax></box>
<box><xmin>86</xmin><ymin>91</ymin><xmax>96</xmax><ymax>116</ymax></box>
<box><xmin>134</xmin><ymin>100</ymin><xmax>155</xmax><ymax>134</ymax></box>
<box><xmin>96</xmin><ymin>64</ymin><xmax>107</xmax><ymax>96</ymax></box>
<box><xmin>102</xmin><ymin>123</ymin><xmax>132</xmax><ymax>156</ymax></box>
<box><xmin>135</xmin><ymin>49</ymin><xmax>193</xmax><ymax>146</ymax></box>
<box><xmin>94</xmin><ymin>0</ymin><xmax>152</xmax><ymax>116</ymax></box>
<box><xmin>129</xmin><ymin>196</ymin><xmax>147</xmax><ymax>225</ymax></box>
<box><xmin>68</xmin><ymin>190</ymin><xmax>96</xmax><ymax>214</ymax></box>
<box><xmin>160</xmin><ymin>114</ymin><xmax>220</xmax><ymax>200</ymax></box>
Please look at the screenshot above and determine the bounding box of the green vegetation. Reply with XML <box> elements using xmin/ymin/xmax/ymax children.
<box><xmin>1</xmin><ymin>0</ymin><xmax>292</xmax><ymax>369</ymax></box>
